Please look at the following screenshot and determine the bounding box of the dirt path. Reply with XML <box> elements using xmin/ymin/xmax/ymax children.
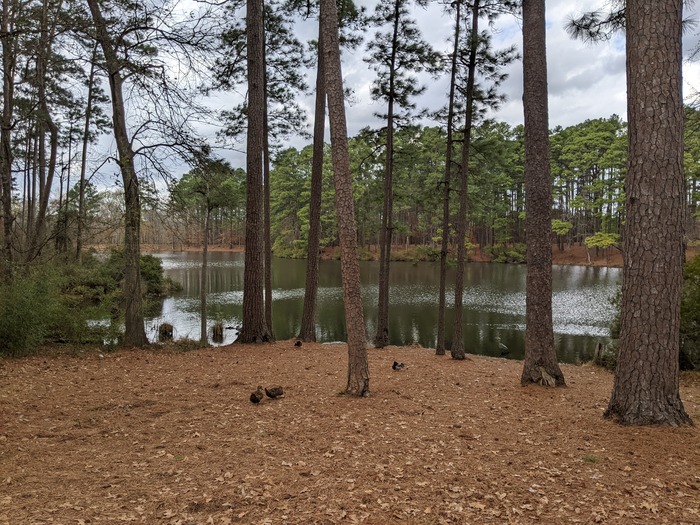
<box><xmin>1</xmin><ymin>343</ymin><xmax>698</xmax><ymax>524</ymax></box>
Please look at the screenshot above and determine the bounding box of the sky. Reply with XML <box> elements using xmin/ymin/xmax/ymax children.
<box><xmin>341</xmin><ymin>0</ymin><xmax>698</xmax><ymax>132</ymax></box>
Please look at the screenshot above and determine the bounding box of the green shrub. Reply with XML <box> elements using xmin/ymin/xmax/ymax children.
<box><xmin>0</xmin><ymin>252</ymin><xmax>176</xmax><ymax>355</ymax></box>
<box><xmin>0</xmin><ymin>271</ymin><xmax>57</xmax><ymax>356</ymax></box>
<box><xmin>485</xmin><ymin>243</ymin><xmax>526</xmax><ymax>264</ymax></box>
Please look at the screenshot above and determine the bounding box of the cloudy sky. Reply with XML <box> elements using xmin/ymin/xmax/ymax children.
<box><xmin>343</xmin><ymin>0</ymin><xmax>697</xmax><ymax>130</ymax></box>
<box><xmin>198</xmin><ymin>0</ymin><xmax>700</xmax><ymax>170</ymax></box>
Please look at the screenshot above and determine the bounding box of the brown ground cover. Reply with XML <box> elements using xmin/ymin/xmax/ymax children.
<box><xmin>1</xmin><ymin>343</ymin><xmax>699</xmax><ymax>525</ymax></box>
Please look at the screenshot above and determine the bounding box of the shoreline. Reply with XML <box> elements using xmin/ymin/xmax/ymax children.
<box><xmin>124</xmin><ymin>243</ymin><xmax>629</xmax><ymax>268</ymax></box>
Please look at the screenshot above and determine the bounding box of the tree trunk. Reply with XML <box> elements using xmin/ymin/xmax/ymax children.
<box><xmin>200</xmin><ymin>207</ymin><xmax>210</xmax><ymax>346</ymax></box>
<box><xmin>374</xmin><ymin>0</ymin><xmax>401</xmax><ymax>350</ymax></box>
<box><xmin>521</xmin><ymin>0</ymin><xmax>565</xmax><ymax>386</ymax></box>
<box><xmin>299</xmin><ymin>22</ymin><xmax>326</xmax><ymax>343</ymax></box>
<box><xmin>239</xmin><ymin>0</ymin><xmax>272</xmax><ymax>344</ymax></box>
<box><xmin>0</xmin><ymin>0</ymin><xmax>15</xmax><ymax>278</ymax></box>
<box><xmin>321</xmin><ymin>0</ymin><xmax>369</xmax><ymax>396</ymax></box>
<box><xmin>77</xmin><ymin>44</ymin><xmax>99</xmax><ymax>263</ymax></box>
<box><xmin>604</xmin><ymin>0</ymin><xmax>691</xmax><ymax>425</ymax></box>
<box><xmin>27</xmin><ymin>0</ymin><xmax>60</xmax><ymax>262</ymax></box>
<box><xmin>436</xmin><ymin>0</ymin><xmax>461</xmax><ymax>356</ymax></box>
<box><xmin>87</xmin><ymin>0</ymin><xmax>148</xmax><ymax>347</ymax></box>
<box><xmin>451</xmin><ymin>0</ymin><xmax>479</xmax><ymax>360</ymax></box>
<box><xmin>263</xmin><ymin>38</ymin><xmax>274</xmax><ymax>340</ymax></box>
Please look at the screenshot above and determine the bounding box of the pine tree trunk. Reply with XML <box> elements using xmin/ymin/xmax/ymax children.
<box><xmin>0</xmin><ymin>0</ymin><xmax>14</xmax><ymax>277</ymax></box>
<box><xmin>321</xmin><ymin>0</ymin><xmax>369</xmax><ymax>396</ymax></box>
<box><xmin>521</xmin><ymin>0</ymin><xmax>565</xmax><ymax>386</ymax></box>
<box><xmin>200</xmin><ymin>207</ymin><xmax>210</xmax><ymax>346</ymax></box>
<box><xmin>451</xmin><ymin>0</ymin><xmax>480</xmax><ymax>360</ymax></box>
<box><xmin>299</xmin><ymin>23</ymin><xmax>326</xmax><ymax>343</ymax></box>
<box><xmin>262</xmin><ymin>40</ymin><xmax>274</xmax><ymax>340</ymax></box>
<box><xmin>604</xmin><ymin>0</ymin><xmax>691</xmax><ymax>425</ymax></box>
<box><xmin>27</xmin><ymin>0</ymin><xmax>59</xmax><ymax>262</ymax></box>
<box><xmin>436</xmin><ymin>0</ymin><xmax>461</xmax><ymax>356</ymax></box>
<box><xmin>77</xmin><ymin>45</ymin><xmax>98</xmax><ymax>263</ymax></box>
<box><xmin>87</xmin><ymin>0</ymin><xmax>148</xmax><ymax>347</ymax></box>
<box><xmin>374</xmin><ymin>0</ymin><xmax>402</xmax><ymax>350</ymax></box>
<box><xmin>239</xmin><ymin>0</ymin><xmax>272</xmax><ymax>344</ymax></box>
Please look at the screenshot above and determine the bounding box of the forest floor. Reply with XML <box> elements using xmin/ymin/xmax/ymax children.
<box><xmin>1</xmin><ymin>343</ymin><xmax>699</xmax><ymax>524</ymax></box>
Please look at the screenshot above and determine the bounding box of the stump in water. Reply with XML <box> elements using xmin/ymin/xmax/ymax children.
<box><xmin>158</xmin><ymin>323</ymin><xmax>174</xmax><ymax>342</ymax></box>
<box><xmin>212</xmin><ymin>322</ymin><xmax>224</xmax><ymax>343</ymax></box>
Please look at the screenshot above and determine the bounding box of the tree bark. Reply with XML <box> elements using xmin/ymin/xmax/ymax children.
<box><xmin>0</xmin><ymin>0</ymin><xmax>16</xmax><ymax>278</ymax></box>
<box><xmin>450</xmin><ymin>0</ymin><xmax>479</xmax><ymax>360</ymax></box>
<box><xmin>605</xmin><ymin>0</ymin><xmax>691</xmax><ymax>425</ymax></box>
<box><xmin>87</xmin><ymin>0</ymin><xmax>148</xmax><ymax>347</ymax></box>
<box><xmin>27</xmin><ymin>0</ymin><xmax>61</xmax><ymax>262</ymax></box>
<box><xmin>436</xmin><ymin>0</ymin><xmax>461</xmax><ymax>356</ymax></box>
<box><xmin>321</xmin><ymin>0</ymin><xmax>369</xmax><ymax>396</ymax></box>
<box><xmin>374</xmin><ymin>0</ymin><xmax>402</xmax><ymax>350</ymax></box>
<box><xmin>200</xmin><ymin>207</ymin><xmax>210</xmax><ymax>346</ymax></box>
<box><xmin>299</xmin><ymin>23</ymin><xmax>326</xmax><ymax>343</ymax></box>
<box><xmin>239</xmin><ymin>0</ymin><xmax>272</xmax><ymax>344</ymax></box>
<box><xmin>77</xmin><ymin>44</ymin><xmax>99</xmax><ymax>263</ymax></box>
<box><xmin>262</xmin><ymin>37</ymin><xmax>274</xmax><ymax>340</ymax></box>
<box><xmin>520</xmin><ymin>0</ymin><xmax>565</xmax><ymax>386</ymax></box>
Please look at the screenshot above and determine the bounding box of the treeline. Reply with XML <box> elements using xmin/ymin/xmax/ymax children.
<box><xmin>141</xmin><ymin>108</ymin><xmax>699</xmax><ymax>259</ymax></box>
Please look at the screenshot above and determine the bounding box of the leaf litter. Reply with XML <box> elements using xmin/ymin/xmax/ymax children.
<box><xmin>0</xmin><ymin>342</ymin><xmax>698</xmax><ymax>524</ymax></box>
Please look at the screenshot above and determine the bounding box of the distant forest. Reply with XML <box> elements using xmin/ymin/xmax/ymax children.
<box><xmin>88</xmin><ymin>108</ymin><xmax>696</xmax><ymax>260</ymax></box>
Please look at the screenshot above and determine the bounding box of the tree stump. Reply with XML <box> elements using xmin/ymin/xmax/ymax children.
<box><xmin>158</xmin><ymin>323</ymin><xmax>174</xmax><ymax>342</ymax></box>
<box><xmin>212</xmin><ymin>322</ymin><xmax>224</xmax><ymax>343</ymax></box>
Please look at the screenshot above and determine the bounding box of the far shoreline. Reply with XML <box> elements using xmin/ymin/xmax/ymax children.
<box><xmin>131</xmin><ymin>242</ymin><xmax>626</xmax><ymax>268</ymax></box>
<box><xmin>93</xmin><ymin>242</ymin><xmax>700</xmax><ymax>269</ymax></box>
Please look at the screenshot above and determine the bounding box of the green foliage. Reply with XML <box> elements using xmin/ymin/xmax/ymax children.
<box><xmin>391</xmin><ymin>246</ymin><xmax>442</xmax><ymax>262</ymax></box>
<box><xmin>485</xmin><ymin>243</ymin><xmax>526</xmax><ymax>264</ymax></box>
<box><xmin>552</xmin><ymin>219</ymin><xmax>574</xmax><ymax>237</ymax></box>
<box><xmin>584</xmin><ymin>232</ymin><xmax>620</xmax><ymax>249</ymax></box>
<box><xmin>103</xmin><ymin>249</ymin><xmax>180</xmax><ymax>297</ymax></box>
<box><xmin>0</xmin><ymin>252</ymin><xmax>177</xmax><ymax>356</ymax></box>
<box><xmin>0</xmin><ymin>270</ymin><xmax>58</xmax><ymax>356</ymax></box>
<box><xmin>680</xmin><ymin>255</ymin><xmax>700</xmax><ymax>368</ymax></box>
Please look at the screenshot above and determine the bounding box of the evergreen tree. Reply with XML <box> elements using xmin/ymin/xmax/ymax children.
<box><xmin>605</xmin><ymin>0</ymin><xmax>691</xmax><ymax>425</ymax></box>
<box><xmin>321</xmin><ymin>0</ymin><xmax>369</xmax><ymax>395</ymax></box>
<box><xmin>520</xmin><ymin>0</ymin><xmax>565</xmax><ymax>385</ymax></box>
<box><xmin>365</xmin><ymin>0</ymin><xmax>441</xmax><ymax>348</ymax></box>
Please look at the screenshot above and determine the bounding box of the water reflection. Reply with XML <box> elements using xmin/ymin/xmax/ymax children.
<box><xmin>147</xmin><ymin>252</ymin><xmax>621</xmax><ymax>363</ymax></box>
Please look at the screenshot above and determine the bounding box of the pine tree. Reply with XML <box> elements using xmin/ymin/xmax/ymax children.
<box><xmin>365</xmin><ymin>0</ymin><xmax>440</xmax><ymax>348</ymax></box>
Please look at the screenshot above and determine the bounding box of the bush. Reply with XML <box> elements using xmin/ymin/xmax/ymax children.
<box><xmin>0</xmin><ymin>271</ymin><xmax>57</xmax><ymax>356</ymax></box>
<box><xmin>0</xmin><ymin>252</ymin><xmax>176</xmax><ymax>355</ymax></box>
<box><xmin>485</xmin><ymin>243</ymin><xmax>526</xmax><ymax>264</ymax></box>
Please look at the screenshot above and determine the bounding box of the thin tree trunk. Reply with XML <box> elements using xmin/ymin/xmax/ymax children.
<box><xmin>299</xmin><ymin>23</ymin><xmax>326</xmax><ymax>342</ymax></box>
<box><xmin>262</xmin><ymin>33</ymin><xmax>274</xmax><ymax>339</ymax></box>
<box><xmin>321</xmin><ymin>0</ymin><xmax>369</xmax><ymax>396</ymax></box>
<box><xmin>605</xmin><ymin>0</ymin><xmax>691</xmax><ymax>425</ymax></box>
<box><xmin>27</xmin><ymin>0</ymin><xmax>61</xmax><ymax>262</ymax></box>
<box><xmin>200</xmin><ymin>207</ymin><xmax>210</xmax><ymax>346</ymax></box>
<box><xmin>436</xmin><ymin>0</ymin><xmax>461</xmax><ymax>356</ymax></box>
<box><xmin>375</xmin><ymin>0</ymin><xmax>402</xmax><ymax>349</ymax></box>
<box><xmin>521</xmin><ymin>0</ymin><xmax>565</xmax><ymax>386</ymax></box>
<box><xmin>87</xmin><ymin>0</ymin><xmax>148</xmax><ymax>347</ymax></box>
<box><xmin>0</xmin><ymin>0</ymin><xmax>15</xmax><ymax>277</ymax></box>
<box><xmin>77</xmin><ymin>44</ymin><xmax>98</xmax><ymax>262</ymax></box>
<box><xmin>450</xmin><ymin>0</ymin><xmax>480</xmax><ymax>360</ymax></box>
<box><xmin>239</xmin><ymin>0</ymin><xmax>272</xmax><ymax>344</ymax></box>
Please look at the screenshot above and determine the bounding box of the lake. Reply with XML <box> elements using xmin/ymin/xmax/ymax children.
<box><xmin>146</xmin><ymin>251</ymin><xmax>621</xmax><ymax>363</ymax></box>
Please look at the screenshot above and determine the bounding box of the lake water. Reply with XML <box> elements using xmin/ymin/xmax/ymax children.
<box><xmin>145</xmin><ymin>251</ymin><xmax>621</xmax><ymax>363</ymax></box>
